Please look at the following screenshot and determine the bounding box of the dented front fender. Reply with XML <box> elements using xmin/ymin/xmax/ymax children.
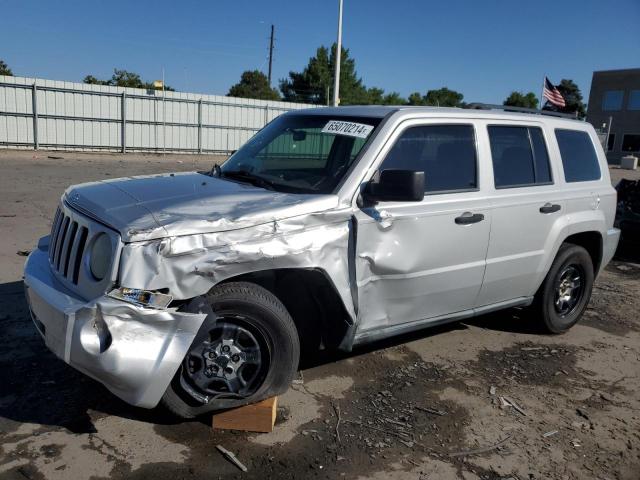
<box><xmin>118</xmin><ymin>211</ymin><xmax>358</xmax><ymax>324</ymax></box>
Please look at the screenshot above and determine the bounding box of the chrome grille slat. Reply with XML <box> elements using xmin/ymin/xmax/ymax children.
<box><xmin>54</xmin><ymin>217</ymin><xmax>70</xmax><ymax>269</ymax></box>
<box><xmin>51</xmin><ymin>213</ymin><xmax>64</xmax><ymax>264</ymax></box>
<box><xmin>49</xmin><ymin>208</ymin><xmax>62</xmax><ymax>261</ymax></box>
<box><xmin>62</xmin><ymin>221</ymin><xmax>78</xmax><ymax>277</ymax></box>
<box><xmin>72</xmin><ymin>226</ymin><xmax>89</xmax><ymax>285</ymax></box>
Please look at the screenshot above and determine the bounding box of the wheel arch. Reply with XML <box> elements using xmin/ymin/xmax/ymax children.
<box><xmin>562</xmin><ymin>231</ymin><xmax>603</xmax><ymax>274</ymax></box>
<box><xmin>217</xmin><ymin>268</ymin><xmax>356</xmax><ymax>353</ymax></box>
<box><xmin>534</xmin><ymin>227</ymin><xmax>604</xmax><ymax>295</ymax></box>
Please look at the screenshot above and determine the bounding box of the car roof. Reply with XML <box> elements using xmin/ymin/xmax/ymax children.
<box><xmin>290</xmin><ymin>105</ymin><xmax>587</xmax><ymax>127</ymax></box>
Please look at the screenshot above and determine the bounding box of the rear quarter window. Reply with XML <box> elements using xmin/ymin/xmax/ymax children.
<box><xmin>555</xmin><ymin>129</ymin><xmax>601</xmax><ymax>182</ymax></box>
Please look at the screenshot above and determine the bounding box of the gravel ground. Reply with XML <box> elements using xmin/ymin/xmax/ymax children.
<box><xmin>0</xmin><ymin>150</ymin><xmax>639</xmax><ymax>480</ymax></box>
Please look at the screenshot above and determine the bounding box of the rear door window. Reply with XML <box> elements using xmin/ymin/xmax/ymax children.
<box><xmin>555</xmin><ymin>129</ymin><xmax>601</xmax><ymax>182</ymax></box>
<box><xmin>488</xmin><ymin>126</ymin><xmax>552</xmax><ymax>188</ymax></box>
<box><xmin>380</xmin><ymin>124</ymin><xmax>477</xmax><ymax>193</ymax></box>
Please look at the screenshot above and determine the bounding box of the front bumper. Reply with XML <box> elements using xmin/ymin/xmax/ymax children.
<box><xmin>23</xmin><ymin>239</ymin><xmax>206</xmax><ymax>408</ymax></box>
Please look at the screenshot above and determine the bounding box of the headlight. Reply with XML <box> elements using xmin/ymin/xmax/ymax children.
<box><xmin>90</xmin><ymin>233</ymin><xmax>112</xmax><ymax>280</ymax></box>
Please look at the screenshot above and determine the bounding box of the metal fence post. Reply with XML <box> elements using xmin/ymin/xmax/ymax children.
<box><xmin>32</xmin><ymin>83</ymin><xmax>39</xmax><ymax>150</ymax></box>
<box><xmin>264</xmin><ymin>105</ymin><xmax>269</xmax><ymax>126</ymax></box>
<box><xmin>121</xmin><ymin>92</ymin><xmax>127</xmax><ymax>153</ymax></box>
<box><xmin>198</xmin><ymin>99</ymin><xmax>202</xmax><ymax>154</ymax></box>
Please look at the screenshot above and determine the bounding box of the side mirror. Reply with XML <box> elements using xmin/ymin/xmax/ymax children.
<box><xmin>365</xmin><ymin>169</ymin><xmax>425</xmax><ymax>202</ymax></box>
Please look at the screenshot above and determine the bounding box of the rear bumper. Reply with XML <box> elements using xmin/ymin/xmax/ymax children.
<box><xmin>24</xmin><ymin>240</ymin><xmax>206</xmax><ymax>408</ymax></box>
<box><xmin>601</xmin><ymin>227</ymin><xmax>621</xmax><ymax>274</ymax></box>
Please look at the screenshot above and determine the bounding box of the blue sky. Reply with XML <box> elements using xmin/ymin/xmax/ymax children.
<box><xmin>1</xmin><ymin>0</ymin><xmax>638</xmax><ymax>103</ymax></box>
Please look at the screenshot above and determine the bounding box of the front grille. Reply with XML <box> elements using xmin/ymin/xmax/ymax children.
<box><xmin>47</xmin><ymin>201</ymin><xmax>121</xmax><ymax>300</ymax></box>
<box><xmin>48</xmin><ymin>206</ymin><xmax>90</xmax><ymax>285</ymax></box>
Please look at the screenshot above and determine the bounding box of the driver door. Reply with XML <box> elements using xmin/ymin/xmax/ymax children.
<box><xmin>354</xmin><ymin>120</ymin><xmax>492</xmax><ymax>336</ymax></box>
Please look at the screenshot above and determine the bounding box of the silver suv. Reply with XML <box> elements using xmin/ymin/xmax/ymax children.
<box><xmin>24</xmin><ymin>106</ymin><xmax>620</xmax><ymax>418</ymax></box>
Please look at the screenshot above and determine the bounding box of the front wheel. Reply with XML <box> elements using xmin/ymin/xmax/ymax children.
<box><xmin>531</xmin><ymin>243</ymin><xmax>594</xmax><ymax>334</ymax></box>
<box><xmin>160</xmin><ymin>282</ymin><xmax>300</xmax><ymax>418</ymax></box>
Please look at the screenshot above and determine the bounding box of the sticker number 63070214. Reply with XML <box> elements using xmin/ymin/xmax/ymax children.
<box><xmin>321</xmin><ymin>120</ymin><xmax>374</xmax><ymax>139</ymax></box>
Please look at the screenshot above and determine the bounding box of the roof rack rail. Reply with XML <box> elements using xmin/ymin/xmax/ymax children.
<box><xmin>465</xmin><ymin>103</ymin><xmax>578</xmax><ymax>119</ymax></box>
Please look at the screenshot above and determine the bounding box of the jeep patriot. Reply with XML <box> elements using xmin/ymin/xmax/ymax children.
<box><xmin>24</xmin><ymin>105</ymin><xmax>620</xmax><ymax>417</ymax></box>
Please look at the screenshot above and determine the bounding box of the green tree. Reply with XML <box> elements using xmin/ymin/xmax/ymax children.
<box><xmin>404</xmin><ymin>88</ymin><xmax>465</xmax><ymax>107</ymax></box>
<box><xmin>355</xmin><ymin>87</ymin><xmax>405</xmax><ymax>105</ymax></box>
<box><xmin>280</xmin><ymin>44</ymin><xmax>369</xmax><ymax>105</ymax></box>
<box><xmin>407</xmin><ymin>92</ymin><xmax>426</xmax><ymax>105</ymax></box>
<box><xmin>228</xmin><ymin>70</ymin><xmax>280</xmax><ymax>101</ymax></box>
<box><xmin>424</xmin><ymin>87</ymin><xmax>464</xmax><ymax>107</ymax></box>
<box><xmin>82</xmin><ymin>75</ymin><xmax>110</xmax><ymax>85</ymax></box>
<box><xmin>365</xmin><ymin>87</ymin><xmax>385</xmax><ymax>104</ymax></box>
<box><xmin>381</xmin><ymin>92</ymin><xmax>406</xmax><ymax>105</ymax></box>
<box><xmin>110</xmin><ymin>70</ymin><xmax>145</xmax><ymax>88</ymax></box>
<box><xmin>503</xmin><ymin>91</ymin><xmax>539</xmax><ymax>109</ymax></box>
<box><xmin>83</xmin><ymin>69</ymin><xmax>175</xmax><ymax>91</ymax></box>
<box><xmin>542</xmin><ymin>79</ymin><xmax>586</xmax><ymax>118</ymax></box>
<box><xmin>280</xmin><ymin>46</ymin><xmax>331</xmax><ymax>104</ymax></box>
<box><xmin>0</xmin><ymin>59</ymin><xmax>13</xmax><ymax>76</ymax></box>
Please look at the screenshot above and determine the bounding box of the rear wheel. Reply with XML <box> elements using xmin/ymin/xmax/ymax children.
<box><xmin>161</xmin><ymin>282</ymin><xmax>299</xmax><ymax>418</ymax></box>
<box><xmin>531</xmin><ymin>243</ymin><xmax>594</xmax><ymax>334</ymax></box>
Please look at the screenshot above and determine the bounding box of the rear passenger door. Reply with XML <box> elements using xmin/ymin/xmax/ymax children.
<box><xmin>476</xmin><ymin>121</ymin><xmax>566</xmax><ymax>306</ymax></box>
<box><xmin>354</xmin><ymin>120</ymin><xmax>492</xmax><ymax>333</ymax></box>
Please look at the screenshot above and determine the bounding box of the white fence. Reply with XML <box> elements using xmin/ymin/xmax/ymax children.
<box><xmin>0</xmin><ymin>75</ymin><xmax>316</xmax><ymax>154</ymax></box>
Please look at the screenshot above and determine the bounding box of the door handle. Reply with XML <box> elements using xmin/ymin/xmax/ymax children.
<box><xmin>539</xmin><ymin>203</ymin><xmax>561</xmax><ymax>214</ymax></box>
<box><xmin>455</xmin><ymin>212</ymin><xmax>485</xmax><ymax>225</ymax></box>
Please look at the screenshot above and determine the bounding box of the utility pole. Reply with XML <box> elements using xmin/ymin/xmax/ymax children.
<box><xmin>268</xmin><ymin>24</ymin><xmax>275</xmax><ymax>86</ymax></box>
<box><xmin>162</xmin><ymin>67</ymin><xmax>165</xmax><ymax>156</ymax></box>
<box><xmin>332</xmin><ymin>0</ymin><xmax>343</xmax><ymax>107</ymax></box>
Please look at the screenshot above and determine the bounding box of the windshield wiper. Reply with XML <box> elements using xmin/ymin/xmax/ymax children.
<box><xmin>221</xmin><ymin>170</ymin><xmax>277</xmax><ymax>191</ymax></box>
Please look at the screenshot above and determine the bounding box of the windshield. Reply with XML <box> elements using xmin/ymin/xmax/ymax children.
<box><xmin>220</xmin><ymin>114</ymin><xmax>382</xmax><ymax>194</ymax></box>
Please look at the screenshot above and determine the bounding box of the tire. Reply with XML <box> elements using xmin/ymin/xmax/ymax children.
<box><xmin>160</xmin><ymin>282</ymin><xmax>300</xmax><ymax>419</ymax></box>
<box><xmin>531</xmin><ymin>243</ymin><xmax>594</xmax><ymax>334</ymax></box>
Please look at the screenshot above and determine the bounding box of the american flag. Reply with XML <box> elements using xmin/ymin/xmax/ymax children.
<box><xmin>543</xmin><ymin>77</ymin><xmax>566</xmax><ymax>107</ymax></box>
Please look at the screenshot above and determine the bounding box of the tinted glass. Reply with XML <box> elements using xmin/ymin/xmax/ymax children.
<box><xmin>622</xmin><ymin>134</ymin><xmax>640</xmax><ymax>152</ymax></box>
<box><xmin>607</xmin><ymin>133</ymin><xmax>616</xmax><ymax>151</ymax></box>
<box><xmin>529</xmin><ymin>128</ymin><xmax>552</xmax><ymax>183</ymax></box>
<box><xmin>629</xmin><ymin>90</ymin><xmax>640</xmax><ymax>110</ymax></box>
<box><xmin>489</xmin><ymin>126</ymin><xmax>552</xmax><ymax>188</ymax></box>
<box><xmin>602</xmin><ymin>90</ymin><xmax>623</xmax><ymax>111</ymax></box>
<box><xmin>555</xmin><ymin>129</ymin><xmax>601</xmax><ymax>182</ymax></box>
<box><xmin>221</xmin><ymin>115</ymin><xmax>381</xmax><ymax>194</ymax></box>
<box><xmin>380</xmin><ymin>125</ymin><xmax>477</xmax><ymax>193</ymax></box>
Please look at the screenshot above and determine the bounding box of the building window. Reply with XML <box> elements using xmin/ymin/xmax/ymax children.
<box><xmin>602</xmin><ymin>90</ymin><xmax>624</xmax><ymax>111</ymax></box>
<box><xmin>622</xmin><ymin>134</ymin><xmax>640</xmax><ymax>153</ymax></box>
<box><xmin>629</xmin><ymin>90</ymin><xmax>640</xmax><ymax>110</ymax></box>
<box><xmin>607</xmin><ymin>133</ymin><xmax>616</xmax><ymax>151</ymax></box>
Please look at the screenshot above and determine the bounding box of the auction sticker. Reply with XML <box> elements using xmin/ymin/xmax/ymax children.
<box><xmin>322</xmin><ymin>120</ymin><xmax>374</xmax><ymax>139</ymax></box>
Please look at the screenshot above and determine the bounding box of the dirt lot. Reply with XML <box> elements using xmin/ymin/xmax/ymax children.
<box><xmin>1</xmin><ymin>150</ymin><xmax>639</xmax><ymax>480</ymax></box>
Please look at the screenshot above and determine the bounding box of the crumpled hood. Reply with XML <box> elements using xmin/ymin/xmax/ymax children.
<box><xmin>64</xmin><ymin>172</ymin><xmax>339</xmax><ymax>242</ymax></box>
